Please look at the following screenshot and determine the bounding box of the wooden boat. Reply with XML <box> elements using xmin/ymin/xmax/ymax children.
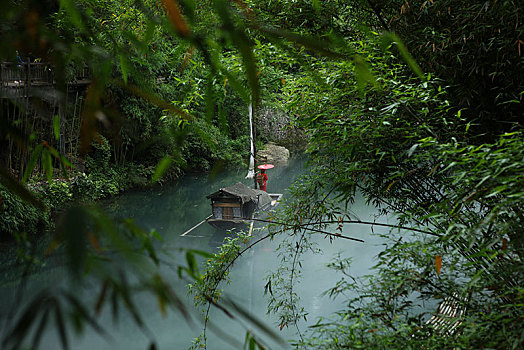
<box><xmin>207</xmin><ymin>182</ymin><xmax>282</xmax><ymax>231</ymax></box>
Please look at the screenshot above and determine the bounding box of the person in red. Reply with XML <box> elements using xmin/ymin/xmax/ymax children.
<box><xmin>256</xmin><ymin>169</ymin><xmax>268</xmax><ymax>191</ymax></box>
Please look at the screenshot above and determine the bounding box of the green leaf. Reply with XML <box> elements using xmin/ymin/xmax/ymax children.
<box><xmin>312</xmin><ymin>0</ymin><xmax>321</xmax><ymax>13</ymax></box>
<box><xmin>185</xmin><ymin>251</ymin><xmax>198</xmax><ymax>278</ymax></box>
<box><xmin>152</xmin><ymin>156</ymin><xmax>172</xmax><ymax>183</ymax></box>
<box><xmin>41</xmin><ymin>148</ymin><xmax>53</xmax><ymax>184</ymax></box>
<box><xmin>53</xmin><ymin>115</ymin><xmax>60</xmax><ymax>141</ymax></box>
<box><xmin>223</xmin><ymin>298</ymin><xmax>286</xmax><ymax>347</ymax></box>
<box><xmin>53</xmin><ymin>302</ymin><xmax>69</xmax><ymax>350</ymax></box>
<box><xmin>189</xmin><ymin>250</ymin><xmax>214</xmax><ymax>259</ymax></box>
<box><xmin>3</xmin><ymin>292</ymin><xmax>46</xmax><ymax>348</ymax></box>
<box><xmin>31</xmin><ymin>306</ymin><xmax>50</xmax><ymax>349</ymax></box>
<box><xmin>23</xmin><ymin>143</ymin><xmax>43</xmax><ymax>182</ymax></box>
<box><xmin>59</xmin><ymin>0</ymin><xmax>85</xmax><ymax>31</ymax></box>
<box><xmin>381</xmin><ymin>32</ymin><xmax>423</xmax><ymax>79</ymax></box>
<box><xmin>353</xmin><ymin>55</ymin><xmax>377</xmax><ymax>91</ymax></box>
<box><xmin>46</xmin><ymin>145</ymin><xmax>72</xmax><ymax>179</ymax></box>
<box><xmin>244</xmin><ymin>332</ymin><xmax>251</xmax><ymax>350</ymax></box>
<box><xmin>119</xmin><ymin>54</ymin><xmax>128</xmax><ymax>85</ymax></box>
<box><xmin>407</xmin><ymin>144</ymin><xmax>419</xmax><ymax>157</ymax></box>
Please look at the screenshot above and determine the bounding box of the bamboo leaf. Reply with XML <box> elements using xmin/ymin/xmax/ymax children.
<box><xmin>186</xmin><ymin>251</ymin><xmax>198</xmax><ymax>278</ymax></box>
<box><xmin>427</xmin><ymin>163</ymin><xmax>439</xmax><ymax>177</ymax></box>
<box><xmin>22</xmin><ymin>143</ymin><xmax>43</xmax><ymax>182</ymax></box>
<box><xmin>54</xmin><ymin>302</ymin><xmax>70</xmax><ymax>350</ymax></box>
<box><xmin>63</xmin><ymin>292</ymin><xmax>108</xmax><ymax>339</ymax></box>
<box><xmin>243</xmin><ymin>331</ymin><xmax>250</xmax><ymax>349</ymax></box>
<box><xmin>95</xmin><ymin>280</ymin><xmax>109</xmax><ymax>315</ymax></box>
<box><xmin>435</xmin><ymin>255</ymin><xmax>442</xmax><ymax>276</ymax></box>
<box><xmin>407</xmin><ymin>143</ymin><xmax>419</xmax><ymax>157</ymax></box>
<box><xmin>152</xmin><ymin>156</ymin><xmax>172</xmax><ymax>183</ymax></box>
<box><xmin>47</xmin><ymin>144</ymin><xmax>73</xmax><ymax>178</ymax></box>
<box><xmin>119</xmin><ymin>54</ymin><xmax>129</xmax><ymax>85</ymax></box>
<box><xmin>312</xmin><ymin>0</ymin><xmax>320</xmax><ymax>13</ymax></box>
<box><xmin>223</xmin><ymin>298</ymin><xmax>286</xmax><ymax>347</ymax></box>
<box><xmin>31</xmin><ymin>307</ymin><xmax>50</xmax><ymax>350</ymax></box>
<box><xmin>3</xmin><ymin>293</ymin><xmax>46</xmax><ymax>348</ymax></box>
<box><xmin>53</xmin><ymin>115</ymin><xmax>60</xmax><ymax>141</ymax></box>
<box><xmin>249</xmin><ymin>336</ymin><xmax>256</xmax><ymax>350</ymax></box>
<box><xmin>157</xmin><ymin>294</ymin><xmax>167</xmax><ymax>317</ymax></box>
<box><xmin>161</xmin><ymin>0</ymin><xmax>190</xmax><ymax>37</ymax></box>
<box><xmin>111</xmin><ymin>288</ymin><xmax>119</xmax><ymax>322</ymax></box>
<box><xmin>57</xmin><ymin>207</ymin><xmax>88</xmax><ymax>281</ymax></box>
<box><xmin>385</xmin><ymin>180</ymin><xmax>397</xmax><ymax>192</ymax></box>
<box><xmin>79</xmin><ymin>83</ymin><xmax>104</xmax><ymax>155</ymax></box>
<box><xmin>353</xmin><ymin>55</ymin><xmax>378</xmax><ymax>91</ymax></box>
<box><xmin>381</xmin><ymin>32</ymin><xmax>423</xmax><ymax>79</ymax></box>
<box><xmin>41</xmin><ymin>148</ymin><xmax>53</xmax><ymax>184</ymax></box>
<box><xmin>214</xmin><ymin>0</ymin><xmax>259</xmax><ymax>103</ymax></box>
<box><xmin>189</xmin><ymin>249</ymin><xmax>214</xmax><ymax>259</ymax></box>
<box><xmin>59</xmin><ymin>0</ymin><xmax>85</xmax><ymax>31</ymax></box>
<box><xmin>259</xmin><ymin>27</ymin><xmax>345</xmax><ymax>59</ymax></box>
<box><xmin>120</xmin><ymin>82</ymin><xmax>194</xmax><ymax>122</ymax></box>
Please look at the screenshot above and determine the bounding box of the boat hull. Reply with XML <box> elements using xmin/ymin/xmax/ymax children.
<box><xmin>207</xmin><ymin>193</ymin><xmax>283</xmax><ymax>232</ymax></box>
<box><xmin>207</xmin><ymin>218</ymin><xmax>250</xmax><ymax>231</ymax></box>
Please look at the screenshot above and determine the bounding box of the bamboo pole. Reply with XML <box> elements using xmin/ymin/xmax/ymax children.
<box><xmin>180</xmin><ymin>215</ymin><xmax>212</xmax><ymax>236</ymax></box>
<box><xmin>71</xmin><ymin>91</ymin><xmax>78</xmax><ymax>158</ymax></box>
<box><xmin>247</xmin><ymin>220</ymin><xmax>254</xmax><ymax>237</ymax></box>
<box><xmin>246</xmin><ymin>98</ymin><xmax>256</xmax><ymax>182</ymax></box>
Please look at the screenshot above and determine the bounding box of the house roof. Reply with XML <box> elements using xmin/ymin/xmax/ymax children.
<box><xmin>207</xmin><ymin>182</ymin><xmax>272</xmax><ymax>208</ymax></box>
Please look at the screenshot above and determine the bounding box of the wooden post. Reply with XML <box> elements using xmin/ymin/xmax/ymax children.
<box><xmin>253</xmin><ymin>104</ymin><xmax>257</xmax><ymax>189</ymax></box>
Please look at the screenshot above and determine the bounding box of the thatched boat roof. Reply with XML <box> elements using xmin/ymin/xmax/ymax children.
<box><xmin>206</xmin><ymin>182</ymin><xmax>272</xmax><ymax>208</ymax></box>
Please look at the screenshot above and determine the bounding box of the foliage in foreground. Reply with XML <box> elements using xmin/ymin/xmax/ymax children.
<box><xmin>278</xmin><ymin>132</ymin><xmax>523</xmax><ymax>349</ymax></box>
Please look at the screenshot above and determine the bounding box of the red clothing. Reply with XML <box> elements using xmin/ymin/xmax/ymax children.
<box><xmin>256</xmin><ymin>172</ymin><xmax>268</xmax><ymax>191</ymax></box>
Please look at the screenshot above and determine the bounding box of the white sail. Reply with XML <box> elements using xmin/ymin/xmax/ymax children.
<box><xmin>246</xmin><ymin>101</ymin><xmax>255</xmax><ymax>179</ymax></box>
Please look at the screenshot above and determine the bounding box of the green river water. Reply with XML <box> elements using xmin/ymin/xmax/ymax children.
<box><xmin>0</xmin><ymin>157</ymin><xmax>393</xmax><ymax>349</ymax></box>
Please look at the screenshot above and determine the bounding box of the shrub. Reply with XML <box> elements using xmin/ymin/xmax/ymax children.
<box><xmin>0</xmin><ymin>185</ymin><xmax>48</xmax><ymax>239</ymax></box>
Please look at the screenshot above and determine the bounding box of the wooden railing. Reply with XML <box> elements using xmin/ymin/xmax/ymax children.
<box><xmin>1</xmin><ymin>61</ymin><xmax>90</xmax><ymax>99</ymax></box>
<box><xmin>1</xmin><ymin>62</ymin><xmax>54</xmax><ymax>86</ymax></box>
<box><xmin>426</xmin><ymin>292</ymin><xmax>469</xmax><ymax>336</ymax></box>
<box><xmin>1</xmin><ymin>61</ymin><xmax>90</xmax><ymax>88</ymax></box>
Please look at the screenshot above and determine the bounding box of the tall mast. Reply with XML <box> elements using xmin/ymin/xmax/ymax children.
<box><xmin>246</xmin><ymin>98</ymin><xmax>256</xmax><ymax>185</ymax></box>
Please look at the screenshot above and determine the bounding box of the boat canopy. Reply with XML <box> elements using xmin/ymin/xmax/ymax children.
<box><xmin>206</xmin><ymin>182</ymin><xmax>272</xmax><ymax>208</ymax></box>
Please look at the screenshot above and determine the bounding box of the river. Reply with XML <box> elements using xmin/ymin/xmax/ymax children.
<box><xmin>0</xmin><ymin>157</ymin><xmax>392</xmax><ymax>349</ymax></box>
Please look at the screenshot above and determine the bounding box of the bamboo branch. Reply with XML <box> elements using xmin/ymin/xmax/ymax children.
<box><xmin>250</xmin><ymin>216</ymin><xmax>438</xmax><ymax>238</ymax></box>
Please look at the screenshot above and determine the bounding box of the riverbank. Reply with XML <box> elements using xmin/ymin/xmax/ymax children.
<box><xmin>0</xmin><ymin>162</ymin><xmax>162</xmax><ymax>241</ymax></box>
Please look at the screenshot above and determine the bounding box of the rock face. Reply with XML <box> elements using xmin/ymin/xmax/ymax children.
<box><xmin>257</xmin><ymin>142</ymin><xmax>290</xmax><ymax>164</ymax></box>
<box><xmin>257</xmin><ymin>107</ymin><xmax>307</xmax><ymax>152</ymax></box>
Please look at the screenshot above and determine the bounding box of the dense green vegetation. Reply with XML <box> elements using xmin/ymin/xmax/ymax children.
<box><xmin>191</xmin><ymin>1</ymin><xmax>523</xmax><ymax>349</ymax></box>
<box><xmin>0</xmin><ymin>0</ymin><xmax>522</xmax><ymax>349</ymax></box>
<box><xmin>0</xmin><ymin>0</ymin><xmax>256</xmax><ymax>237</ymax></box>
